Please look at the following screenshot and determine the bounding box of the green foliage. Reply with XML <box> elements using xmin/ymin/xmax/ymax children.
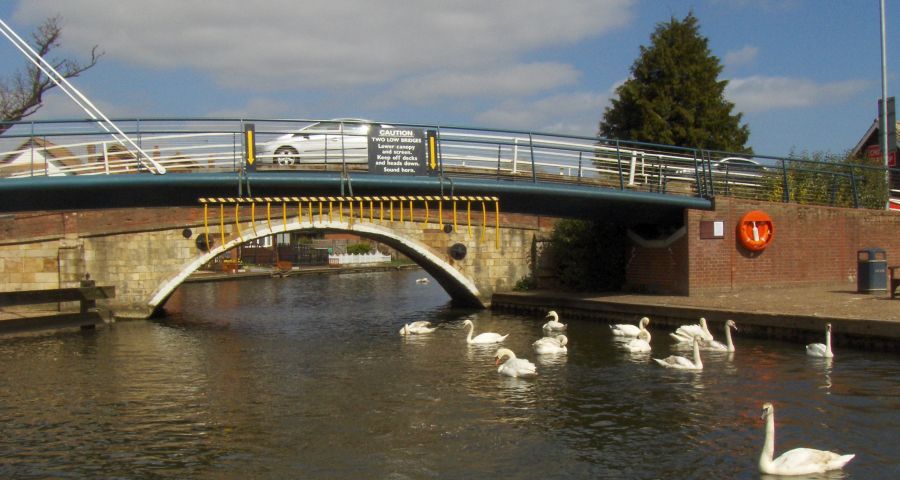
<box><xmin>513</xmin><ymin>276</ymin><xmax>537</xmax><ymax>291</ymax></box>
<box><xmin>761</xmin><ymin>150</ymin><xmax>888</xmax><ymax>209</ymax></box>
<box><xmin>599</xmin><ymin>13</ymin><xmax>750</xmax><ymax>153</ymax></box>
<box><xmin>346</xmin><ymin>243</ymin><xmax>372</xmax><ymax>255</ymax></box>
<box><xmin>546</xmin><ymin>219</ymin><xmax>628</xmax><ymax>292</ymax></box>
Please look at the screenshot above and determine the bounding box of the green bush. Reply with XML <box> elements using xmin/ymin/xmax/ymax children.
<box><xmin>761</xmin><ymin>150</ymin><xmax>889</xmax><ymax>209</ymax></box>
<box><xmin>346</xmin><ymin>243</ymin><xmax>372</xmax><ymax>255</ymax></box>
<box><xmin>513</xmin><ymin>276</ymin><xmax>537</xmax><ymax>291</ymax></box>
<box><xmin>546</xmin><ymin>219</ymin><xmax>627</xmax><ymax>292</ymax></box>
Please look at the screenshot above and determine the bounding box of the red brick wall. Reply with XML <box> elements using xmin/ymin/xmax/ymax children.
<box><xmin>687</xmin><ymin>198</ymin><xmax>900</xmax><ymax>293</ymax></box>
<box><xmin>626</xmin><ymin>198</ymin><xmax>900</xmax><ymax>294</ymax></box>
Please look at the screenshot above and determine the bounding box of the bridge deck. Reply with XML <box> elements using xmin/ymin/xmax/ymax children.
<box><xmin>0</xmin><ymin>171</ymin><xmax>712</xmax><ymax>221</ymax></box>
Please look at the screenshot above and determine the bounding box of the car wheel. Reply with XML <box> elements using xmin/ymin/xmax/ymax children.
<box><xmin>274</xmin><ymin>146</ymin><xmax>299</xmax><ymax>165</ymax></box>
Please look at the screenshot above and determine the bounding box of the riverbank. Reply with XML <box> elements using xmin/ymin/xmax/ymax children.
<box><xmin>185</xmin><ymin>263</ymin><xmax>422</xmax><ymax>283</ymax></box>
<box><xmin>492</xmin><ymin>285</ymin><xmax>899</xmax><ymax>350</ymax></box>
<box><xmin>0</xmin><ymin>263</ymin><xmax>423</xmax><ymax>334</ymax></box>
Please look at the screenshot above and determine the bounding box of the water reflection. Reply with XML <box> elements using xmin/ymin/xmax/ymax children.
<box><xmin>0</xmin><ymin>270</ymin><xmax>898</xmax><ymax>479</ymax></box>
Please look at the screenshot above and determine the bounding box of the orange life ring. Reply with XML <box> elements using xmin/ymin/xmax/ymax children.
<box><xmin>737</xmin><ymin>210</ymin><xmax>773</xmax><ymax>252</ymax></box>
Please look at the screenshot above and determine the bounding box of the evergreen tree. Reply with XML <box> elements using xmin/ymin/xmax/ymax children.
<box><xmin>599</xmin><ymin>13</ymin><xmax>750</xmax><ymax>153</ymax></box>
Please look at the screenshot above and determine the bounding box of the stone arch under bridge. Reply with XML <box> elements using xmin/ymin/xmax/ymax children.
<box><xmin>149</xmin><ymin>219</ymin><xmax>503</xmax><ymax>313</ymax></box>
<box><xmin>0</xmin><ymin>204</ymin><xmax>546</xmax><ymax>319</ymax></box>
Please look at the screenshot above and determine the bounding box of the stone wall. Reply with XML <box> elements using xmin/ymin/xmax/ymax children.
<box><xmin>0</xmin><ymin>206</ymin><xmax>551</xmax><ymax>318</ymax></box>
<box><xmin>0</xmin><ymin>239</ymin><xmax>62</xmax><ymax>291</ymax></box>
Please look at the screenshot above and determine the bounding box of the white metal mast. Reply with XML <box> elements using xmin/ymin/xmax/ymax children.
<box><xmin>0</xmin><ymin>17</ymin><xmax>166</xmax><ymax>174</ymax></box>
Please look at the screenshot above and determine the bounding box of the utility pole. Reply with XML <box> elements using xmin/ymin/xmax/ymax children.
<box><xmin>879</xmin><ymin>0</ymin><xmax>889</xmax><ymax>209</ymax></box>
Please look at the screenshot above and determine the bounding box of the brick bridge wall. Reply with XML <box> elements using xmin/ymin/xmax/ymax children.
<box><xmin>626</xmin><ymin>197</ymin><xmax>900</xmax><ymax>294</ymax></box>
<box><xmin>0</xmin><ymin>206</ymin><xmax>556</xmax><ymax>318</ymax></box>
<box><xmin>5</xmin><ymin>199</ymin><xmax>896</xmax><ymax>317</ymax></box>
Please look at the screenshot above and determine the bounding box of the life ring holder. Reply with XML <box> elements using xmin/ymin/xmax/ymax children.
<box><xmin>737</xmin><ymin>210</ymin><xmax>773</xmax><ymax>252</ymax></box>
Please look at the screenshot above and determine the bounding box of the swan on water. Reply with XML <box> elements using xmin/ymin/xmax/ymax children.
<box><xmin>670</xmin><ymin>317</ymin><xmax>713</xmax><ymax>343</ymax></box>
<box><xmin>415</xmin><ymin>277</ymin><xmax>430</xmax><ymax>285</ymax></box>
<box><xmin>706</xmin><ymin>320</ymin><xmax>738</xmax><ymax>352</ymax></box>
<box><xmin>532</xmin><ymin>334</ymin><xmax>568</xmax><ymax>355</ymax></box>
<box><xmin>462</xmin><ymin>319</ymin><xmax>508</xmax><ymax>345</ymax></box>
<box><xmin>806</xmin><ymin>323</ymin><xmax>834</xmax><ymax>358</ymax></box>
<box><xmin>399</xmin><ymin>321</ymin><xmax>437</xmax><ymax>335</ymax></box>
<box><xmin>542</xmin><ymin>311</ymin><xmax>566</xmax><ymax>331</ymax></box>
<box><xmin>495</xmin><ymin>348</ymin><xmax>537</xmax><ymax>377</ymax></box>
<box><xmin>610</xmin><ymin>316</ymin><xmax>649</xmax><ymax>337</ymax></box>
<box><xmin>758</xmin><ymin>402</ymin><xmax>854</xmax><ymax>475</ymax></box>
<box><xmin>653</xmin><ymin>336</ymin><xmax>703</xmax><ymax>370</ymax></box>
<box><xmin>623</xmin><ymin>329</ymin><xmax>652</xmax><ymax>353</ymax></box>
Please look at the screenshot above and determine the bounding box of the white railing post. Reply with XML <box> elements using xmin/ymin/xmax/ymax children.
<box><xmin>628</xmin><ymin>153</ymin><xmax>638</xmax><ymax>186</ymax></box>
<box><xmin>102</xmin><ymin>142</ymin><xmax>110</xmax><ymax>175</ymax></box>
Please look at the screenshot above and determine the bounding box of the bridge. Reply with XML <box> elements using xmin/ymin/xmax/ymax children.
<box><xmin>1</xmin><ymin>118</ymin><xmax>898</xmax><ymax>319</ymax></box>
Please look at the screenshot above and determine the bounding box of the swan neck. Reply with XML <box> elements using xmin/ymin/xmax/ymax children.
<box><xmin>725</xmin><ymin>325</ymin><xmax>734</xmax><ymax>351</ymax></box>
<box><xmin>825</xmin><ymin>328</ymin><xmax>832</xmax><ymax>354</ymax></box>
<box><xmin>466</xmin><ymin>322</ymin><xmax>473</xmax><ymax>342</ymax></box>
<box><xmin>693</xmin><ymin>340</ymin><xmax>702</xmax><ymax>367</ymax></box>
<box><xmin>760</xmin><ymin>411</ymin><xmax>775</xmax><ymax>470</ymax></box>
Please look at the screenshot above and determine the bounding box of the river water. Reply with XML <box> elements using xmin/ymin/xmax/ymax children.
<box><xmin>1</xmin><ymin>269</ymin><xmax>898</xmax><ymax>479</ymax></box>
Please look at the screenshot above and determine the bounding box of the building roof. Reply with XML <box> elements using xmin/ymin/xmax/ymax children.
<box><xmin>851</xmin><ymin>119</ymin><xmax>900</xmax><ymax>158</ymax></box>
<box><xmin>1</xmin><ymin>137</ymin><xmax>80</xmax><ymax>167</ymax></box>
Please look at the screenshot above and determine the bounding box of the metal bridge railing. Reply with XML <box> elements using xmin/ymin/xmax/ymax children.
<box><xmin>1</xmin><ymin>117</ymin><xmax>896</xmax><ymax>210</ymax></box>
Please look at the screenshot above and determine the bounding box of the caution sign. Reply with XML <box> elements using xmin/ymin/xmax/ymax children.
<box><xmin>244</xmin><ymin>123</ymin><xmax>257</xmax><ymax>171</ymax></box>
<box><xmin>368</xmin><ymin>127</ymin><xmax>435</xmax><ymax>175</ymax></box>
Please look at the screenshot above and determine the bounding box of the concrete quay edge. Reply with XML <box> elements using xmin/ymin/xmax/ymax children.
<box><xmin>491</xmin><ymin>291</ymin><xmax>899</xmax><ymax>351</ymax></box>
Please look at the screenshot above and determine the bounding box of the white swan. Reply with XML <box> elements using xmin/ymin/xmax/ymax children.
<box><xmin>495</xmin><ymin>348</ymin><xmax>537</xmax><ymax>377</ymax></box>
<box><xmin>623</xmin><ymin>329</ymin><xmax>652</xmax><ymax>353</ymax></box>
<box><xmin>462</xmin><ymin>319</ymin><xmax>508</xmax><ymax>345</ymax></box>
<box><xmin>532</xmin><ymin>334</ymin><xmax>568</xmax><ymax>355</ymax></box>
<box><xmin>758</xmin><ymin>402</ymin><xmax>855</xmax><ymax>475</ymax></box>
<box><xmin>542</xmin><ymin>310</ymin><xmax>566</xmax><ymax>331</ymax></box>
<box><xmin>654</xmin><ymin>336</ymin><xmax>703</xmax><ymax>370</ymax></box>
<box><xmin>415</xmin><ymin>277</ymin><xmax>430</xmax><ymax>285</ymax></box>
<box><xmin>399</xmin><ymin>321</ymin><xmax>436</xmax><ymax>335</ymax></box>
<box><xmin>706</xmin><ymin>320</ymin><xmax>738</xmax><ymax>352</ymax></box>
<box><xmin>670</xmin><ymin>317</ymin><xmax>713</xmax><ymax>343</ymax></box>
<box><xmin>806</xmin><ymin>323</ymin><xmax>834</xmax><ymax>358</ymax></box>
<box><xmin>610</xmin><ymin>316</ymin><xmax>649</xmax><ymax>337</ymax></box>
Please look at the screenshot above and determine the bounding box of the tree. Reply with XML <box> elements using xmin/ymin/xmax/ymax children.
<box><xmin>545</xmin><ymin>219</ymin><xmax>627</xmax><ymax>292</ymax></box>
<box><xmin>599</xmin><ymin>13</ymin><xmax>750</xmax><ymax>153</ymax></box>
<box><xmin>0</xmin><ymin>16</ymin><xmax>101</xmax><ymax>135</ymax></box>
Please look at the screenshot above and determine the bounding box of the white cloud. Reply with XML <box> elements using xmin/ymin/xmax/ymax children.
<box><xmin>725</xmin><ymin>76</ymin><xmax>869</xmax><ymax>113</ymax></box>
<box><xmin>28</xmin><ymin>89</ymin><xmax>130</xmax><ymax>119</ymax></box>
<box><xmin>724</xmin><ymin>45</ymin><xmax>758</xmax><ymax>67</ymax></box>
<box><xmin>475</xmin><ymin>91</ymin><xmax>609</xmax><ymax>135</ymax></box>
<box><xmin>709</xmin><ymin>0</ymin><xmax>801</xmax><ymax>12</ymax></box>
<box><xmin>381</xmin><ymin>63</ymin><xmax>581</xmax><ymax>105</ymax></box>
<box><xmin>13</xmin><ymin>0</ymin><xmax>635</xmax><ymax>91</ymax></box>
<box><xmin>205</xmin><ymin>97</ymin><xmax>298</xmax><ymax>118</ymax></box>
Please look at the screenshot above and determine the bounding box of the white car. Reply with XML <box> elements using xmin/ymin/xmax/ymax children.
<box><xmin>673</xmin><ymin>156</ymin><xmax>764</xmax><ymax>177</ymax></box>
<box><xmin>713</xmin><ymin>156</ymin><xmax>763</xmax><ymax>173</ymax></box>
<box><xmin>260</xmin><ymin>119</ymin><xmax>387</xmax><ymax>165</ymax></box>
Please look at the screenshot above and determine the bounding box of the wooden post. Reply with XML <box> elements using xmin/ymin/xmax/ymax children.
<box><xmin>80</xmin><ymin>274</ymin><xmax>97</xmax><ymax>329</ymax></box>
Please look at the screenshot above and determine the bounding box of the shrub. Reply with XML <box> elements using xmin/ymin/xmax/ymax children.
<box><xmin>346</xmin><ymin>243</ymin><xmax>372</xmax><ymax>255</ymax></box>
<box><xmin>513</xmin><ymin>276</ymin><xmax>537</xmax><ymax>291</ymax></box>
<box><xmin>546</xmin><ymin>219</ymin><xmax>628</xmax><ymax>292</ymax></box>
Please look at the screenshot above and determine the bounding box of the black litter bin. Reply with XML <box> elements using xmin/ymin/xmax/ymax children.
<box><xmin>857</xmin><ymin>248</ymin><xmax>887</xmax><ymax>293</ymax></box>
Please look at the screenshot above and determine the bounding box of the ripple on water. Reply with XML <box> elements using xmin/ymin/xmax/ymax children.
<box><xmin>1</xmin><ymin>270</ymin><xmax>897</xmax><ymax>479</ymax></box>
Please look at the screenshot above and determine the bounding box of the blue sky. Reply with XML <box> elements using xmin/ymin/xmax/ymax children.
<box><xmin>1</xmin><ymin>0</ymin><xmax>897</xmax><ymax>157</ymax></box>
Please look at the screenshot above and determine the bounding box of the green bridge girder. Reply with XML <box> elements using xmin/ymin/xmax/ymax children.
<box><xmin>0</xmin><ymin>172</ymin><xmax>712</xmax><ymax>225</ymax></box>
